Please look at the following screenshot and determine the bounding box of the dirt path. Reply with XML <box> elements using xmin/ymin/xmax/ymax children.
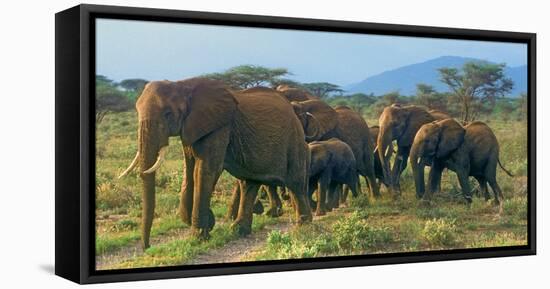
<box><xmin>188</xmin><ymin>221</ymin><xmax>292</xmax><ymax>265</ymax></box>
<box><xmin>96</xmin><ymin>212</ymin><xmax>336</xmax><ymax>269</ymax></box>
<box><xmin>95</xmin><ymin>219</ymin><xmax>291</xmax><ymax>269</ymax></box>
<box><xmin>96</xmin><ymin>228</ymin><xmax>190</xmax><ymax>270</ymax></box>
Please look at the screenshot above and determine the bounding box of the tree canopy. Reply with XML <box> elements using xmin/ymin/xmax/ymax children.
<box><xmin>302</xmin><ymin>82</ymin><xmax>344</xmax><ymax>98</ymax></box>
<box><xmin>96</xmin><ymin>75</ymin><xmax>133</xmax><ymax>123</ymax></box>
<box><xmin>439</xmin><ymin>61</ymin><xmax>513</xmax><ymax>123</ymax></box>
<box><xmin>119</xmin><ymin>78</ymin><xmax>149</xmax><ymax>95</ymax></box>
<box><xmin>202</xmin><ymin>65</ymin><xmax>290</xmax><ymax>89</ymax></box>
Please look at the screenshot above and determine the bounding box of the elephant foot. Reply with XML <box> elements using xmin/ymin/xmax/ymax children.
<box><xmin>297</xmin><ymin>212</ymin><xmax>313</xmax><ymax>224</ymax></box>
<box><xmin>253</xmin><ymin>199</ymin><xmax>265</xmax><ymax>215</ymax></box>
<box><xmin>231</xmin><ymin>220</ymin><xmax>252</xmax><ymax>236</ymax></box>
<box><xmin>492</xmin><ymin>198</ymin><xmax>501</xmax><ymax>206</ymax></box>
<box><xmin>315</xmin><ymin>209</ymin><xmax>326</xmax><ymax>216</ymax></box>
<box><xmin>191</xmin><ymin>226</ymin><xmax>211</xmax><ymax>241</ymax></box>
<box><xmin>141</xmin><ymin>240</ymin><xmax>150</xmax><ymax>250</ymax></box>
<box><xmin>265</xmin><ymin>206</ymin><xmax>283</xmax><ymax>218</ymax></box>
<box><xmin>179</xmin><ymin>207</ymin><xmax>192</xmax><ymax>226</ymax></box>
<box><xmin>309</xmin><ymin>200</ymin><xmax>317</xmax><ymax>211</ymax></box>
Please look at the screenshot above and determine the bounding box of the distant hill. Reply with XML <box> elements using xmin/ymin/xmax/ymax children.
<box><xmin>345</xmin><ymin>56</ymin><xmax>527</xmax><ymax>97</ymax></box>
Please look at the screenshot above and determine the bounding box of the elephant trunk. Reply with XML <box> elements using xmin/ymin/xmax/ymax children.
<box><xmin>410</xmin><ymin>145</ymin><xmax>425</xmax><ymax>199</ymax></box>
<box><xmin>138</xmin><ymin>120</ymin><xmax>160</xmax><ymax>249</ymax></box>
<box><xmin>304</xmin><ymin>112</ymin><xmax>321</xmax><ymax>142</ymax></box>
<box><xmin>377</xmin><ymin>125</ymin><xmax>394</xmax><ymax>188</ymax></box>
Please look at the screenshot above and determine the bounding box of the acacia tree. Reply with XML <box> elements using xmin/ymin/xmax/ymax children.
<box><xmin>302</xmin><ymin>82</ymin><xmax>343</xmax><ymax>98</ymax></box>
<box><xmin>203</xmin><ymin>65</ymin><xmax>290</xmax><ymax>89</ymax></box>
<box><xmin>439</xmin><ymin>61</ymin><xmax>513</xmax><ymax>123</ymax></box>
<box><xmin>346</xmin><ymin>93</ymin><xmax>376</xmax><ymax>114</ymax></box>
<box><xmin>119</xmin><ymin>78</ymin><xmax>149</xmax><ymax>97</ymax></box>
<box><xmin>96</xmin><ymin>75</ymin><xmax>132</xmax><ymax>123</ymax></box>
<box><xmin>415</xmin><ymin>83</ymin><xmax>447</xmax><ymax>112</ymax></box>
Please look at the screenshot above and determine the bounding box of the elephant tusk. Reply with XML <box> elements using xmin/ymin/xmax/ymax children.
<box><xmin>417</xmin><ymin>157</ymin><xmax>422</xmax><ymax>165</ymax></box>
<box><xmin>373</xmin><ymin>145</ymin><xmax>378</xmax><ymax>154</ymax></box>
<box><xmin>143</xmin><ymin>146</ymin><xmax>168</xmax><ymax>174</ymax></box>
<box><xmin>118</xmin><ymin>152</ymin><xmax>140</xmax><ymax>179</ymax></box>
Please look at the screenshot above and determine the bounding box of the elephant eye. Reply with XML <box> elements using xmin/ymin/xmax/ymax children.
<box><xmin>163</xmin><ymin>110</ymin><xmax>173</xmax><ymax>119</ymax></box>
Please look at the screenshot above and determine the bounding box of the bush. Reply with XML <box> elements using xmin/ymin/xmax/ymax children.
<box><xmin>96</xmin><ymin>182</ymin><xmax>139</xmax><ymax>210</ymax></box>
<box><xmin>332</xmin><ymin>212</ymin><xmax>392</xmax><ymax>253</ymax></box>
<box><xmin>422</xmin><ymin>218</ymin><xmax>457</xmax><ymax>246</ymax></box>
<box><xmin>108</xmin><ymin>219</ymin><xmax>138</xmax><ymax>233</ymax></box>
<box><xmin>265</xmin><ymin>230</ymin><xmax>323</xmax><ymax>259</ymax></box>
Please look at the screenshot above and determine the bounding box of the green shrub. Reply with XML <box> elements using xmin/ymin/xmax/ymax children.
<box><xmin>422</xmin><ymin>218</ymin><xmax>457</xmax><ymax>246</ymax></box>
<box><xmin>332</xmin><ymin>212</ymin><xmax>392</xmax><ymax>253</ymax></box>
<box><xmin>109</xmin><ymin>219</ymin><xmax>138</xmax><ymax>232</ymax></box>
<box><xmin>265</xmin><ymin>230</ymin><xmax>322</xmax><ymax>259</ymax></box>
<box><xmin>350</xmin><ymin>194</ymin><xmax>370</xmax><ymax>208</ymax></box>
<box><xmin>96</xmin><ymin>182</ymin><xmax>139</xmax><ymax>210</ymax></box>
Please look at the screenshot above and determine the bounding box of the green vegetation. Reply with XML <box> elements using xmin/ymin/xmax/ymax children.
<box><xmin>95</xmin><ymin>62</ymin><xmax>528</xmax><ymax>269</ymax></box>
<box><xmin>421</xmin><ymin>218</ymin><xmax>457</xmax><ymax>247</ymax></box>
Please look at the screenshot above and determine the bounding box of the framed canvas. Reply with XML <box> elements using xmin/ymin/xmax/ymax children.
<box><xmin>55</xmin><ymin>4</ymin><xmax>536</xmax><ymax>284</ymax></box>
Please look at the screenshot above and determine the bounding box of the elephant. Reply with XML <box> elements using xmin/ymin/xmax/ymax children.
<box><xmin>118</xmin><ymin>78</ymin><xmax>312</xmax><ymax>249</ymax></box>
<box><xmin>227</xmin><ymin>181</ymin><xmax>287</xmax><ymax>219</ymax></box>
<box><xmin>307</xmin><ymin>138</ymin><xmax>360</xmax><ymax>216</ymax></box>
<box><xmin>409</xmin><ymin>118</ymin><xmax>513</xmax><ymax>204</ymax></box>
<box><xmin>291</xmin><ymin>101</ymin><xmax>380</xmax><ymax>199</ymax></box>
<box><xmin>376</xmin><ymin>104</ymin><xmax>450</xmax><ymax>196</ymax></box>
<box><xmin>369</xmin><ymin>125</ymin><xmax>388</xmax><ymax>188</ymax></box>
<box><xmin>276</xmin><ymin>85</ymin><xmax>319</xmax><ymax>102</ymax></box>
<box><xmin>226</xmin><ymin>85</ymin><xmax>317</xmax><ymax>219</ymax></box>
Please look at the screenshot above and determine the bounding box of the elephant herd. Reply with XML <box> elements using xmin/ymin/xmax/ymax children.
<box><xmin>118</xmin><ymin>78</ymin><xmax>512</xmax><ymax>249</ymax></box>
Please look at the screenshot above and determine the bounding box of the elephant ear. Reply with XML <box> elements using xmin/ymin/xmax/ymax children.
<box><xmin>396</xmin><ymin>106</ymin><xmax>436</xmax><ymax>147</ymax></box>
<box><xmin>180</xmin><ymin>79</ymin><xmax>238</xmax><ymax>145</ymax></box>
<box><xmin>435</xmin><ymin>119</ymin><xmax>465</xmax><ymax>158</ymax></box>
<box><xmin>301</xmin><ymin>100</ymin><xmax>338</xmax><ymax>140</ymax></box>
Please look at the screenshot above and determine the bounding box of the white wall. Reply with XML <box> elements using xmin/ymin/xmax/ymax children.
<box><xmin>0</xmin><ymin>0</ymin><xmax>546</xmax><ymax>287</ymax></box>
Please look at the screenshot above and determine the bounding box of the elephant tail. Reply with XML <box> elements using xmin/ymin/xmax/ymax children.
<box><xmin>498</xmin><ymin>158</ymin><xmax>514</xmax><ymax>177</ymax></box>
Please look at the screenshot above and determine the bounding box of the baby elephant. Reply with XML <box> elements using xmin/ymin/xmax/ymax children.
<box><xmin>410</xmin><ymin>119</ymin><xmax>512</xmax><ymax>204</ymax></box>
<box><xmin>308</xmin><ymin>138</ymin><xmax>359</xmax><ymax>216</ymax></box>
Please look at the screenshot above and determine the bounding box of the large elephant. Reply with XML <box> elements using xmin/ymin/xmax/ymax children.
<box><xmin>119</xmin><ymin>78</ymin><xmax>312</xmax><ymax>249</ymax></box>
<box><xmin>376</xmin><ymin>104</ymin><xmax>450</xmax><ymax>195</ymax></box>
<box><xmin>410</xmin><ymin>118</ymin><xmax>513</xmax><ymax>204</ymax></box>
<box><xmin>307</xmin><ymin>138</ymin><xmax>359</xmax><ymax>215</ymax></box>
<box><xmin>292</xmin><ymin>101</ymin><xmax>380</xmax><ymax>197</ymax></box>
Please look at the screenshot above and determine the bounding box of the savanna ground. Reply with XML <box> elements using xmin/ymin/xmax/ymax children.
<box><xmin>95</xmin><ymin>111</ymin><xmax>528</xmax><ymax>270</ymax></box>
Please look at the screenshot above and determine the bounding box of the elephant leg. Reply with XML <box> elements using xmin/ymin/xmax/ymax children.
<box><xmin>365</xmin><ymin>173</ymin><xmax>380</xmax><ymax>198</ymax></box>
<box><xmin>341</xmin><ymin>185</ymin><xmax>349</xmax><ymax>204</ymax></box>
<box><xmin>456</xmin><ymin>170</ymin><xmax>473</xmax><ymax>204</ymax></box>
<box><xmin>280</xmin><ymin>186</ymin><xmax>290</xmax><ymax>201</ymax></box>
<box><xmin>253</xmin><ymin>198</ymin><xmax>264</xmax><ymax>215</ymax></box>
<box><xmin>474</xmin><ymin>176</ymin><xmax>490</xmax><ymax>201</ymax></box>
<box><xmin>266</xmin><ymin>185</ymin><xmax>283</xmax><ymax>217</ymax></box>
<box><xmin>179</xmin><ymin>146</ymin><xmax>195</xmax><ymax>226</ymax></box>
<box><xmin>226</xmin><ymin>180</ymin><xmax>241</xmax><ymax>221</ymax></box>
<box><xmin>426</xmin><ymin>160</ymin><xmax>444</xmax><ymax>199</ymax></box>
<box><xmin>391</xmin><ymin>146</ymin><xmax>410</xmax><ymax>195</ymax></box>
<box><xmin>231</xmin><ymin>179</ymin><xmax>261</xmax><ymax>236</ymax></box>
<box><xmin>327</xmin><ymin>182</ymin><xmax>341</xmax><ymax>210</ymax></box>
<box><xmin>190</xmin><ymin>128</ymin><xmax>229</xmax><ymax>240</ymax></box>
<box><xmin>308</xmin><ymin>177</ymin><xmax>318</xmax><ymax>210</ymax></box>
<box><xmin>315</xmin><ymin>172</ymin><xmax>330</xmax><ymax>216</ymax></box>
<box><xmin>487</xmin><ymin>178</ymin><xmax>504</xmax><ymax>206</ymax></box>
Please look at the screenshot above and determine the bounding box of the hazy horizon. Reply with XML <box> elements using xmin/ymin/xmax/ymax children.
<box><xmin>96</xmin><ymin>18</ymin><xmax>528</xmax><ymax>87</ymax></box>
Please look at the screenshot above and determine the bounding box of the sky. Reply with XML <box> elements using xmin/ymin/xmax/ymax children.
<box><xmin>96</xmin><ymin>18</ymin><xmax>528</xmax><ymax>87</ymax></box>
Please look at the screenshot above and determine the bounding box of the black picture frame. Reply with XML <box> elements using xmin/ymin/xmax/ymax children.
<box><xmin>55</xmin><ymin>4</ymin><xmax>536</xmax><ymax>284</ymax></box>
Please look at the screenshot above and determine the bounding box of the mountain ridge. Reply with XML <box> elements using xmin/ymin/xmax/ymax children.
<box><xmin>345</xmin><ymin>56</ymin><xmax>527</xmax><ymax>97</ymax></box>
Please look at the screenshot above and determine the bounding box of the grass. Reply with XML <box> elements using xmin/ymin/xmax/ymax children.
<box><xmin>96</xmin><ymin>111</ymin><xmax>529</xmax><ymax>269</ymax></box>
